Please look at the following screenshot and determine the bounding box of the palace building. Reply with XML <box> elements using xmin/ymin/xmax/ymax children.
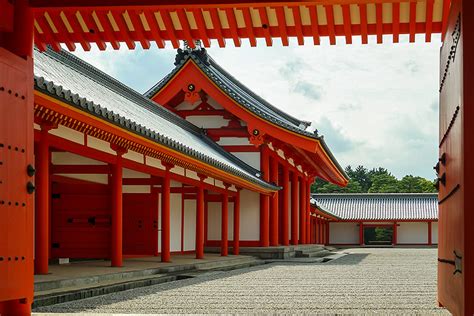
<box><xmin>311</xmin><ymin>193</ymin><xmax>438</xmax><ymax>246</ymax></box>
<box><xmin>31</xmin><ymin>46</ymin><xmax>348</xmax><ymax>275</ymax></box>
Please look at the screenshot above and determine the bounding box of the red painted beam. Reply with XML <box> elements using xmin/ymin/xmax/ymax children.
<box><xmin>409</xmin><ymin>1</ymin><xmax>416</xmax><ymax>42</ymax></box>
<box><xmin>81</xmin><ymin>9</ymin><xmax>107</xmax><ymax>50</ymax></box>
<box><xmin>359</xmin><ymin>3</ymin><xmax>368</xmax><ymax>44</ymax></box>
<box><xmin>142</xmin><ymin>9</ymin><xmax>165</xmax><ymax>48</ymax></box>
<box><xmin>161</xmin><ymin>166</ymin><xmax>172</xmax><ymax>262</ymax></box>
<box><xmin>375</xmin><ymin>3</ymin><xmax>383</xmax><ymax>44</ymax></box>
<box><xmin>291</xmin><ymin>171</ymin><xmax>298</xmax><ymax>245</ymax></box>
<box><xmin>258</xmin><ymin>7</ymin><xmax>272</xmax><ymax>46</ymax></box>
<box><xmin>159</xmin><ymin>9</ymin><xmax>180</xmax><ymax>48</ymax></box>
<box><xmin>274</xmin><ymin>6</ymin><xmax>288</xmax><ymax>46</ymax></box>
<box><xmin>425</xmin><ymin>0</ymin><xmax>434</xmax><ymax>42</ymax></box>
<box><xmin>260</xmin><ymin>144</ymin><xmax>270</xmax><ymax>247</ymax></box>
<box><xmin>307</xmin><ymin>5</ymin><xmax>320</xmax><ymax>45</ymax></box>
<box><xmin>109</xmin><ymin>10</ymin><xmax>136</xmax><ymax>49</ymax></box>
<box><xmin>127</xmin><ymin>10</ymin><xmax>151</xmax><ymax>49</ymax></box>
<box><xmin>342</xmin><ymin>4</ymin><xmax>352</xmax><ymax>44</ymax></box>
<box><xmin>196</xmin><ymin>183</ymin><xmax>205</xmax><ymax>259</ymax></box>
<box><xmin>270</xmin><ymin>156</ymin><xmax>279</xmax><ymax>246</ymax></box>
<box><xmin>221</xmin><ymin>189</ymin><xmax>229</xmax><ymax>256</ymax></box>
<box><xmin>291</xmin><ymin>5</ymin><xmax>304</xmax><ymax>45</ymax></box>
<box><xmin>392</xmin><ymin>2</ymin><xmax>400</xmax><ymax>43</ymax></box>
<box><xmin>209</xmin><ymin>8</ymin><xmax>226</xmax><ymax>47</ymax></box>
<box><xmin>192</xmin><ymin>8</ymin><xmax>211</xmax><ymax>47</ymax></box>
<box><xmin>324</xmin><ymin>5</ymin><xmax>336</xmax><ymax>45</ymax></box>
<box><xmin>233</xmin><ymin>189</ymin><xmax>241</xmax><ymax>255</ymax></box>
<box><xmin>176</xmin><ymin>9</ymin><xmax>196</xmax><ymax>48</ymax></box>
<box><xmin>281</xmin><ymin>165</ymin><xmax>289</xmax><ymax>246</ymax></box>
<box><xmin>440</xmin><ymin>0</ymin><xmax>450</xmax><ymax>41</ymax></box>
<box><xmin>95</xmin><ymin>10</ymin><xmax>121</xmax><ymax>49</ymax></box>
<box><xmin>111</xmin><ymin>154</ymin><xmax>123</xmax><ymax>267</ymax></box>
<box><xmin>242</xmin><ymin>7</ymin><xmax>257</xmax><ymax>46</ymax></box>
<box><xmin>35</xmin><ymin>13</ymin><xmax>62</xmax><ymax>51</ymax></box>
<box><xmin>47</xmin><ymin>11</ymin><xmax>77</xmax><ymax>51</ymax></box>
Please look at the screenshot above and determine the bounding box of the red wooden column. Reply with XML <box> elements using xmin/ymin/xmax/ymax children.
<box><xmin>299</xmin><ymin>176</ymin><xmax>306</xmax><ymax>244</ymax></box>
<box><xmin>428</xmin><ymin>221</ymin><xmax>432</xmax><ymax>246</ymax></box>
<box><xmin>270</xmin><ymin>156</ymin><xmax>279</xmax><ymax>246</ymax></box>
<box><xmin>359</xmin><ymin>222</ymin><xmax>364</xmax><ymax>246</ymax></box>
<box><xmin>161</xmin><ymin>163</ymin><xmax>173</xmax><ymax>262</ymax></box>
<box><xmin>34</xmin><ymin>123</ymin><xmax>55</xmax><ymax>275</ymax></box>
<box><xmin>281</xmin><ymin>165</ymin><xmax>289</xmax><ymax>246</ymax></box>
<box><xmin>151</xmin><ymin>186</ymin><xmax>159</xmax><ymax>256</ymax></box>
<box><xmin>393</xmin><ymin>222</ymin><xmax>398</xmax><ymax>246</ymax></box>
<box><xmin>221</xmin><ymin>185</ymin><xmax>229</xmax><ymax>256</ymax></box>
<box><xmin>319</xmin><ymin>219</ymin><xmax>324</xmax><ymax>244</ymax></box>
<box><xmin>111</xmin><ymin>146</ymin><xmax>126</xmax><ymax>267</ymax></box>
<box><xmin>306</xmin><ymin>178</ymin><xmax>311</xmax><ymax>243</ymax></box>
<box><xmin>259</xmin><ymin>144</ymin><xmax>270</xmax><ymax>247</ymax></box>
<box><xmin>291</xmin><ymin>171</ymin><xmax>298</xmax><ymax>245</ymax></box>
<box><xmin>233</xmin><ymin>188</ymin><xmax>241</xmax><ymax>255</ymax></box>
<box><xmin>195</xmin><ymin>175</ymin><xmax>206</xmax><ymax>259</ymax></box>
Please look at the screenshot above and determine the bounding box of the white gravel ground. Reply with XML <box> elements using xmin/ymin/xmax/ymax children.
<box><xmin>35</xmin><ymin>248</ymin><xmax>449</xmax><ymax>315</ymax></box>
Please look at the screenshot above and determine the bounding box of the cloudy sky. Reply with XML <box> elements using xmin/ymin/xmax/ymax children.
<box><xmin>72</xmin><ymin>34</ymin><xmax>441</xmax><ymax>180</ymax></box>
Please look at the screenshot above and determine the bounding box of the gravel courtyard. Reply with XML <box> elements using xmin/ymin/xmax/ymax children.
<box><xmin>35</xmin><ymin>248</ymin><xmax>448</xmax><ymax>315</ymax></box>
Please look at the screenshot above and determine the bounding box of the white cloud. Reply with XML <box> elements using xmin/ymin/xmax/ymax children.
<box><xmin>71</xmin><ymin>35</ymin><xmax>441</xmax><ymax>179</ymax></box>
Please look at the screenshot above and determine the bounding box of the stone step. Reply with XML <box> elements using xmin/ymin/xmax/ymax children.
<box><xmin>297</xmin><ymin>250</ymin><xmax>334</xmax><ymax>258</ymax></box>
<box><xmin>33</xmin><ymin>256</ymin><xmax>265</xmax><ymax>310</ymax></box>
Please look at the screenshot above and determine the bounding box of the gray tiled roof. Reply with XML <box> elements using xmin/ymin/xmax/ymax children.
<box><xmin>311</xmin><ymin>193</ymin><xmax>438</xmax><ymax>220</ymax></box>
<box><xmin>144</xmin><ymin>48</ymin><xmax>348</xmax><ymax>181</ymax></box>
<box><xmin>144</xmin><ymin>48</ymin><xmax>316</xmax><ymax>137</ymax></box>
<box><xmin>33</xmin><ymin>48</ymin><xmax>278</xmax><ymax>191</ymax></box>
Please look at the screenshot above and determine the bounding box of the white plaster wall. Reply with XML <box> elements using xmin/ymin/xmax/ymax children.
<box><xmin>207</xmin><ymin>202</ymin><xmax>221</xmax><ymax>240</ymax></box>
<box><xmin>206</xmin><ymin>200</ymin><xmax>234</xmax><ymax>241</ymax></box>
<box><xmin>240</xmin><ymin>189</ymin><xmax>260</xmax><ymax>240</ymax></box>
<box><xmin>52</xmin><ymin>152</ymin><xmax>106</xmax><ymax>165</ymax></box>
<box><xmin>123</xmin><ymin>168</ymin><xmax>150</xmax><ymax>178</ymax></box>
<box><xmin>232</xmin><ymin>152</ymin><xmax>260</xmax><ymax>170</ymax></box>
<box><xmin>49</xmin><ymin>125</ymin><xmax>84</xmax><ymax>144</ymax></box>
<box><xmin>187</xmin><ymin>116</ymin><xmax>229</xmax><ymax>129</ymax></box>
<box><xmin>184</xmin><ymin>200</ymin><xmax>197</xmax><ymax>251</ymax></box>
<box><xmin>432</xmin><ymin>222</ymin><xmax>438</xmax><ymax>244</ymax></box>
<box><xmin>397</xmin><ymin>222</ymin><xmax>429</xmax><ymax>244</ymax></box>
<box><xmin>217</xmin><ymin>137</ymin><xmax>251</xmax><ymax>146</ymax></box>
<box><xmin>146</xmin><ymin>156</ymin><xmax>164</xmax><ymax>170</ymax></box>
<box><xmin>170</xmin><ymin>193</ymin><xmax>182</xmax><ymax>252</ymax></box>
<box><xmin>87</xmin><ymin>135</ymin><xmax>116</xmax><ymax>155</ymax></box>
<box><xmin>329</xmin><ymin>222</ymin><xmax>359</xmax><ymax>244</ymax></box>
<box><xmin>122</xmin><ymin>185</ymin><xmax>150</xmax><ymax>194</ymax></box>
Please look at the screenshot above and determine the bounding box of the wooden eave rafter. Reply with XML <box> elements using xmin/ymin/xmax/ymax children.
<box><xmin>32</xmin><ymin>0</ymin><xmax>449</xmax><ymax>50</ymax></box>
<box><xmin>34</xmin><ymin>91</ymin><xmax>276</xmax><ymax>195</ymax></box>
<box><xmin>152</xmin><ymin>59</ymin><xmax>348</xmax><ymax>187</ymax></box>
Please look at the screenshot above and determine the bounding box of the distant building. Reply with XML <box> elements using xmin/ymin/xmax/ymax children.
<box><xmin>311</xmin><ymin>193</ymin><xmax>438</xmax><ymax>246</ymax></box>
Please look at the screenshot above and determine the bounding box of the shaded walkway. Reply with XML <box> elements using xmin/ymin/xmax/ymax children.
<box><xmin>35</xmin><ymin>248</ymin><xmax>448</xmax><ymax>314</ymax></box>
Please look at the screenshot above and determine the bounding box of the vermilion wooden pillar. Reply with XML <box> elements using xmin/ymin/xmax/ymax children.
<box><xmin>111</xmin><ymin>147</ymin><xmax>125</xmax><ymax>267</ymax></box>
<box><xmin>291</xmin><ymin>171</ymin><xmax>298</xmax><ymax>245</ymax></box>
<box><xmin>319</xmin><ymin>219</ymin><xmax>324</xmax><ymax>244</ymax></box>
<box><xmin>233</xmin><ymin>189</ymin><xmax>241</xmax><ymax>255</ymax></box>
<box><xmin>221</xmin><ymin>187</ymin><xmax>229</xmax><ymax>256</ymax></box>
<box><xmin>281</xmin><ymin>165</ymin><xmax>289</xmax><ymax>246</ymax></box>
<box><xmin>259</xmin><ymin>144</ymin><xmax>270</xmax><ymax>247</ymax></box>
<box><xmin>195</xmin><ymin>175</ymin><xmax>206</xmax><ymax>259</ymax></box>
<box><xmin>306</xmin><ymin>178</ymin><xmax>311</xmax><ymax>243</ymax></box>
<box><xmin>270</xmin><ymin>157</ymin><xmax>279</xmax><ymax>246</ymax></box>
<box><xmin>299</xmin><ymin>176</ymin><xmax>306</xmax><ymax>244</ymax></box>
<box><xmin>34</xmin><ymin>124</ymin><xmax>54</xmax><ymax>275</ymax></box>
<box><xmin>359</xmin><ymin>222</ymin><xmax>364</xmax><ymax>246</ymax></box>
<box><xmin>161</xmin><ymin>163</ymin><xmax>173</xmax><ymax>262</ymax></box>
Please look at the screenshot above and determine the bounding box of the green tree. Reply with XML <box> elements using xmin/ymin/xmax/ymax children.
<box><xmin>315</xmin><ymin>179</ymin><xmax>363</xmax><ymax>193</ymax></box>
<box><xmin>368</xmin><ymin>173</ymin><xmax>400</xmax><ymax>193</ymax></box>
<box><xmin>398</xmin><ymin>175</ymin><xmax>437</xmax><ymax>193</ymax></box>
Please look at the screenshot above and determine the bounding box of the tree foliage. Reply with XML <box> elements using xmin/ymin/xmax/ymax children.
<box><xmin>312</xmin><ymin>165</ymin><xmax>437</xmax><ymax>194</ymax></box>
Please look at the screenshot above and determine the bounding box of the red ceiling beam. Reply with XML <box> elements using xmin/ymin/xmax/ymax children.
<box><xmin>35</xmin><ymin>13</ymin><xmax>62</xmax><ymax>51</ymax></box>
<box><xmin>324</xmin><ymin>5</ymin><xmax>336</xmax><ymax>45</ymax></box>
<box><xmin>392</xmin><ymin>2</ymin><xmax>400</xmax><ymax>43</ymax></box>
<box><xmin>341</xmin><ymin>4</ymin><xmax>352</xmax><ymax>45</ymax></box>
<box><xmin>81</xmin><ymin>10</ymin><xmax>107</xmax><ymax>50</ymax></box>
<box><xmin>409</xmin><ymin>1</ymin><xmax>416</xmax><ymax>42</ymax></box>
<box><xmin>176</xmin><ymin>9</ymin><xmax>196</xmax><ymax>48</ymax></box>
<box><xmin>257</xmin><ymin>7</ymin><xmax>272</xmax><ymax>46</ymax></box>
<box><xmin>359</xmin><ymin>3</ymin><xmax>368</xmax><ymax>44</ymax></box>
<box><xmin>160</xmin><ymin>9</ymin><xmax>181</xmax><ymax>48</ymax></box>
<box><xmin>141</xmin><ymin>10</ymin><xmax>165</xmax><ymax>48</ymax></box>
<box><xmin>291</xmin><ymin>6</ymin><xmax>304</xmax><ymax>45</ymax></box>
<box><xmin>242</xmin><ymin>7</ymin><xmax>257</xmax><ymax>47</ymax></box>
<box><xmin>225</xmin><ymin>8</ymin><xmax>242</xmax><ymax>47</ymax></box>
<box><xmin>192</xmin><ymin>8</ymin><xmax>211</xmax><ymax>47</ymax></box>
<box><xmin>307</xmin><ymin>5</ymin><xmax>320</xmax><ymax>45</ymax></box>
<box><xmin>441</xmin><ymin>0</ymin><xmax>450</xmax><ymax>41</ymax></box>
<box><xmin>110</xmin><ymin>10</ymin><xmax>136</xmax><ymax>49</ymax></box>
<box><xmin>209</xmin><ymin>8</ymin><xmax>226</xmax><ymax>47</ymax></box>
<box><xmin>47</xmin><ymin>11</ymin><xmax>77</xmax><ymax>51</ymax></box>
<box><xmin>274</xmin><ymin>6</ymin><xmax>288</xmax><ymax>46</ymax></box>
<box><xmin>51</xmin><ymin>164</ymin><xmax>111</xmax><ymax>174</ymax></box>
<box><xmin>375</xmin><ymin>3</ymin><xmax>382</xmax><ymax>44</ymax></box>
<box><xmin>424</xmin><ymin>0</ymin><xmax>434</xmax><ymax>42</ymax></box>
<box><xmin>127</xmin><ymin>10</ymin><xmax>151</xmax><ymax>49</ymax></box>
<box><xmin>95</xmin><ymin>10</ymin><xmax>121</xmax><ymax>49</ymax></box>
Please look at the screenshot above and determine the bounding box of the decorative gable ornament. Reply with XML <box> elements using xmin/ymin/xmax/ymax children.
<box><xmin>248</xmin><ymin>126</ymin><xmax>265</xmax><ymax>147</ymax></box>
<box><xmin>183</xmin><ymin>82</ymin><xmax>202</xmax><ymax>105</ymax></box>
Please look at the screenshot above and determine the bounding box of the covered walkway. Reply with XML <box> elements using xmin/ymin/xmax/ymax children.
<box><xmin>34</xmin><ymin>248</ymin><xmax>447</xmax><ymax>314</ymax></box>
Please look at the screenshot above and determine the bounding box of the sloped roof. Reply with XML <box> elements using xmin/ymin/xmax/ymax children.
<box><xmin>144</xmin><ymin>48</ymin><xmax>348</xmax><ymax>183</ymax></box>
<box><xmin>311</xmin><ymin>193</ymin><xmax>438</xmax><ymax>221</ymax></box>
<box><xmin>33</xmin><ymin>48</ymin><xmax>278</xmax><ymax>191</ymax></box>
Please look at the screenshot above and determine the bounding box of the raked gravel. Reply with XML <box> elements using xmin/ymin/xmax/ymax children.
<box><xmin>34</xmin><ymin>248</ymin><xmax>449</xmax><ymax>315</ymax></box>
